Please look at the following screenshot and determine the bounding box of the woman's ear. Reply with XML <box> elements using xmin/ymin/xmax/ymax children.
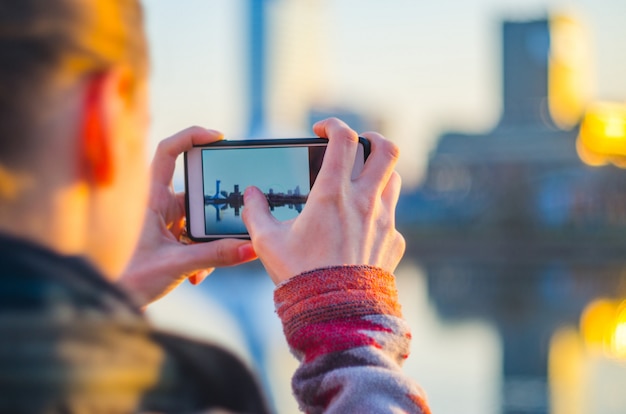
<box><xmin>82</xmin><ymin>73</ymin><xmax>113</xmax><ymax>186</ymax></box>
<box><xmin>80</xmin><ymin>68</ymin><xmax>136</xmax><ymax>186</ymax></box>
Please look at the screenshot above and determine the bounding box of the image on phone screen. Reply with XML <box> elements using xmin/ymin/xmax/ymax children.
<box><xmin>201</xmin><ymin>146</ymin><xmax>325</xmax><ymax>235</ymax></box>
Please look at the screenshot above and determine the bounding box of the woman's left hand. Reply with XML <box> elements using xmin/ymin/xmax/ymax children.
<box><xmin>118</xmin><ymin>127</ymin><xmax>257</xmax><ymax>308</ymax></box>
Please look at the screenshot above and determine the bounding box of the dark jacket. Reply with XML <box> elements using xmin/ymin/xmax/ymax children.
<box><xmin>0</xmin><ymin>234</ymin><xmax>269</xmax><ymax>414</ymax></box>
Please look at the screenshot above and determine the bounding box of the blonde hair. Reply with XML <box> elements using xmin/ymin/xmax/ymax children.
<box><xmin>0</xmin><ymin>0</ymin><xmax>148</xmax><ymax>164</ymax></box>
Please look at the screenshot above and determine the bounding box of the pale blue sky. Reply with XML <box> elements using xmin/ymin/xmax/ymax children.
<box><xmin>201</xmin><ymin>146</ymin><xmax>310</xmax><ymax>197</ymax></box>
<box><xmin>143</xmin><ymin>0</ymin><xmax>626</xmax><ymax>187</ymax></box>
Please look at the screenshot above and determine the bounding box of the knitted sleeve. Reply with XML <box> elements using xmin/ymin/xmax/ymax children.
<box><xmin>274</xmin><ymin>265</ymin><xmax>430</xmax><ymax>414</ymax></box>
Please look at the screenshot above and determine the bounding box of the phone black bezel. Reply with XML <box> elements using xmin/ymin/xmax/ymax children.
<box><xmin>184</xmin><ymin>137</ymin><xmax>371</xmax><ymax>242</ymax></box>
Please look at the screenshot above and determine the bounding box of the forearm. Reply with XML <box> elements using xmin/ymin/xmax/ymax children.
<box><xmin>275</xmin><ymin>265</ymin><xmax>430</xmax><ymax>414</ymax></box>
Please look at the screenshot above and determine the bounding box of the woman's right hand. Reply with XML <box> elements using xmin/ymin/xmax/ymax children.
<box><xmin>241</xmin><ymin>118</ymin><xmax>405</xmax><ymax>285</ymax></box>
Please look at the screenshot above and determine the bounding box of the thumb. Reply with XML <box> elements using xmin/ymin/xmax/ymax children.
<box><xmin>242</xmin><ymin>186</ymin><xmax>276</xmax><ymax>238</ymax></box>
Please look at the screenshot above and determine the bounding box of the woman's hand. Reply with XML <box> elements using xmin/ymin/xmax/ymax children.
<box><xmin>242</xmin><ymin>118</ymin><xmax>405</xmax><ymax>285</ymax></box>
<box><xmin>118</xmin><ymin>127</ymin><xmax>257</xmax><ymax>307</ymax></box>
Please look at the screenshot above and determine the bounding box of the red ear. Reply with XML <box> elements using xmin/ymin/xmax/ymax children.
<box><xmin>82</xmin><ymin>74</ymin><xmax>114</xmax><ymax>186</ymax></box>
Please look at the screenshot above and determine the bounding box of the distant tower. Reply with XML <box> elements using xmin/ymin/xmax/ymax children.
<box><xmin>499</xmin><ymin>16</ymin><xmax>591</xmax><ymax>129</ymax></box>
<box><xmin>212</xmin><ymin>180</ymin><xmax>222</xmax><ymax>199</ymax></box>
<box><xmin>247</xmin><ymin>0</ymin><xmax>270</xmax><ymax>136</ymax></box>
<box><xmin>500</xmin><ymin>20</ymin><xmax>551</xmax><ymax>126</ymax></box>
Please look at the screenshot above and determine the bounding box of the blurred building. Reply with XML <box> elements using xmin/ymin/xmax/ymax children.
<box><xmin>398</xmin><ymin>16</ymin><xmax>626</xmax><ymax>414</ymax></box>
<box><xmin>399</xmin><ymin>16</ymin><xmax>626</xmax><ymax>255</ymax></box>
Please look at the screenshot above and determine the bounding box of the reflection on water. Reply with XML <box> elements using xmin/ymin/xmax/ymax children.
<box><xmin>419</xmin><ymin>259</ymin><xmax>626</xmax><ymax>414</ymax></box>
<box><xmin>204</xmin><ymin>182</ymin><xmax>306</xmax><ymax>234</ymax></box>
<box><xmin>395</xmin><ymin>263</ymin><xmax>501</xmax><ymax>414</ymax></box>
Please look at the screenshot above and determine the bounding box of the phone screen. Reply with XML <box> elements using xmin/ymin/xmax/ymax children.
<box><xmin>185</xmin><ymin>138</ymin><xmax>369</xmax><ymax>240</ymax></box>
<box><xmin>200</xmin><ymin>145</ymin><xmax>326</xmax><ymax>235</ymax></box>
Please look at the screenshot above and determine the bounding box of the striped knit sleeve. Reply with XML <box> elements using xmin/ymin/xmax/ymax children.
<box><xmin>274</xmin><ymin>265</ymin><xmax>430</xmax><ymax>414</ymax></box>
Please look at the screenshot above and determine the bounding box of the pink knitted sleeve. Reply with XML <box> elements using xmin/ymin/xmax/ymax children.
<box><xmin>274</xmin><ymin>265</ymin><xmax>430</xmax><ymax>414</ymax></box>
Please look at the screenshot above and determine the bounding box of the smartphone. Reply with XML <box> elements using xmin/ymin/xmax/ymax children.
<box><xmin>184</xmin><ymin>137</ymin><xmax>370</xmax><ymax>241</ymax></box>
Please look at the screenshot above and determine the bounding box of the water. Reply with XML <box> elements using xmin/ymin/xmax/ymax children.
<box><xmin>147</xmin><ymin>262</ymin><xmax>499</xmax><ymax>412</ymax></box>
<box><xmin>147</xmin><ymin>259</ymin><xmax>626</xmax><ymax>414</ymax></box>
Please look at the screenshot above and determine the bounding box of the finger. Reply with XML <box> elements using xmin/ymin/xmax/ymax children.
<box><xmin>176</xmin><ymin>191</ymin><xmax>186</xmax><ymax>212</ymax></box>
<box><xmin>180</xmin><ymin>239</ymin><xmax>257</xmax><ymax>271</ymax></box>
<box><xmin>312</xmin><ymin>118</ymin><xmax>359</xmax><ymax>187</ymax></box>
<box><xmin>381</xmin><ymin>170</ymin><xmax>402</xmax><ymax>215</ymax></box>
<box><xmin>152</xmin><ymin>127</ymin><xmax>224</xmax><ymax>186</ymax></box>
<box><xmin>358</xmin><ymin>131</ymin><xmax>400</xmax><ymax>196</ymax></box>
<box><xmin>242</xmin><ymin>186</ymin><xmax>277</xmax><ymax>240</ymax></box>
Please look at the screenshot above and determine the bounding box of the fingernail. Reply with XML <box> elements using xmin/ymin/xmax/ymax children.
<box><xmin>238</xmin><ymin>243</ymin><xmax>257</xmax><ymax>262</ymax></box>
<box><xmin>190</xmin><ymin>270</ymin><xmax>209</xmax><ymax>285</ymax></box>
<box><xmin>243</xmin><ymin>186</ymin><xmax>257</xmax><ymax>200</ymax></box>
<box><xmin>196</xmin><ymin>270</ymin><xmax>210</xmax><ymax>284</ymax></box>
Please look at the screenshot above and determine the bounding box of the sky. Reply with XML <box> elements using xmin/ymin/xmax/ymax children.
<box><xmin>201</xmin><ymin>146</ymin><xmax>310</xmax><ymax>197</ymax></box>
<box><xmin>143</xmin><ymin>0</ymin><xmax>626</xmax><ymax>188</ymax></box>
